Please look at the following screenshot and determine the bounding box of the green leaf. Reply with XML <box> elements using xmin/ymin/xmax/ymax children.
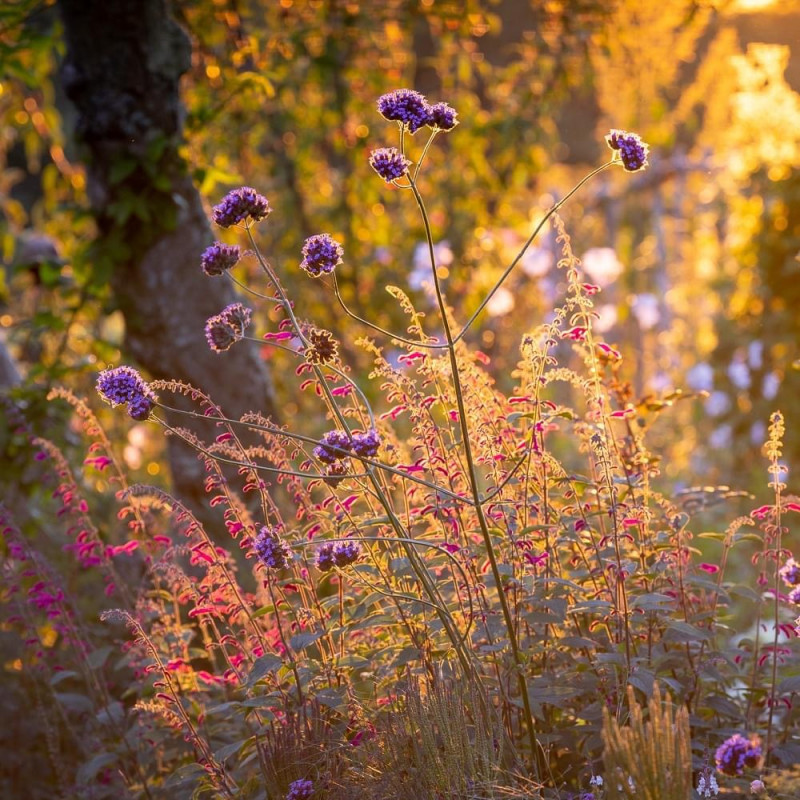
<box><xmin>76</xmin><ymin>752</ymin><xmax>118</xmax><ymax>784</ymax></box>
<box><xmin>214</xmin><ymin>739</ymin><xmax>250</xmax><ymax>762</ymax></box>
<box><xmin>87</xmin><ymin>645</ymin><xmax>114</xmax><ymax>670</ymax></box>
<box><xmin>247</xmin><ymin>653</ymin><xmax>283</xmax><ymax>684</ymax></box>
<box><xmin>290</xmin><ymin>631</ymin><xmax>325</xmax><ymax>652</ymax></box>
<box><xmin>663</xmin><ymin>620</ymin><xmax>711</xmax><ymax>643</ymax></box>
<box><xmin>778</xmin><ymin>675</ymin><xmax>800</xmax><ymax>694</ymax></box>
<box><xmin>108</xmin><ymin>158</ymin><xmax>138</xmax><ymax>185</ymax></box>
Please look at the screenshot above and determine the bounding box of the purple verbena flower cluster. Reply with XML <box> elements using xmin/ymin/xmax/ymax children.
<box><xmin>204</xmin><ymin>302</ymin><xmax>252</xmax><ymax>353</ymax></box>
<box><xmin>369</xmin><ymin>147</ymin><xmax>411</xmax><ymax>183</ymax></box>
<box><xmin>714</xmin><ymin>733</ymin><xmax>762</xmax><ymax>776</ymax></box>
<box><xmin>201</xmin><ymin>241</ymin><xmax>242</xmax><ymax>276</ymax></box>
<box><xmin>303</xmin><ymin>327</ymin><xmax>339</xmax><ymax>365</ymax></box>
<box><xmin>212</xmin><ymin>187</ymin><xmax>271</xmax><ymax>228</ymax></box>
<box><xmin>96</xmin><ymin>366</ymin><xmax>157</xmax><ymax>421</ymax></box>
<box><xmin>605</xmin><ymin>129</ymin><xmax>649</xmax><ymax>172</ymax></box>
<box><xmin>377</xmin><ymin>89</ymin><xmax>458</xmax><ymax>134</ymax></box>
<box><xmin>315</xmin><ymin>540</ymin><xmax>362</xmax><ymax>572</ymax></box>
<box><xmin>253</xmin><ymin>526</ymin><xmax>292</xmax><ymax>571</ymax></box>
<box><xmin>300</xmin><ymin>234</ymin><xmax>344</xmax><ymax>277</ymax></box>
<box><xmin>351</xmin><ymin>429</ymin><xmax>381</xmax><ymax>458</ymax></box>
<box><xmin>779</xmin><ymin>557</ymin><xmax>800</xmax><ymax>586</ymax></box>
<box><xmin>285</xmin><ymin>779</ymin><xmax>314</xmax><ymax>800</ymax></box>
<box><xmin>313</xmin><ymin>430</ymin><xmax>352</xmax><ymax>464</ymax></box>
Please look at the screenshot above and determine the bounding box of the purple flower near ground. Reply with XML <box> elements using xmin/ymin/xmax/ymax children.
<box><xmin>254</xmin><ymin>526</ymin><xmax>292</xmax><ymax>570</ymax></box>
<box><xmin>300</xmin><ymin>234</ymin><xmax>344</xmax><ymax>277</ymax></box>
<box><xmin>351</xmin><ymin>429</ymin><xmax>381</xmax><ymax>458</ymax></box>
<box><xmin>779</xmin><ymin>557</ymin><xmax>800</xmax><ymax>586</ymax></box>
<box><xmin>313</xmin><ymin>430</ymin><xmax>353</xmax><ymax>464</ymax></box>
<box><xmin>369</xmin><ymin>147</ymin><xmax>411</xmax><ymax>182</ymax></box>
<box><xmin>428</xmin><ymin>102</ymin><xmax>458</xmax><ymax>131</ymax></box>
<box><xmin>212</xmin><ymin>187</ymin><xmax>271</xmax><ymax>228</ymax></box>
<box><xmin>377</xmin><ymin>89</ymin><xmax>431</xmax><ymax>133</ymax></box>
<box><xmin>96</xmin><ymin>366</ymin><xmax>157</xmax><ymax>420</ymax></box>
<box><xmin>204</xmin><ymin>302</ymin><xmax>252</xmax><ymax>353</ymax></box>
<box><xmin>285</xmin><ymin>778</ymin><xmax>314</xmax><ymax>800</ymax></box>
<box><xmin>201</xmin><ymin>242</ymin><xmax>242</xmax><ymax>276</ymax></box>
<box><xmin>605</xmin><ymin>129</ymin><xmax>649</xmax><ymax>172</ymax></box>
<box><xmin>715</xmin><ymin>733</ymin><xmax>762</xmax><ymax>776</ymax></box>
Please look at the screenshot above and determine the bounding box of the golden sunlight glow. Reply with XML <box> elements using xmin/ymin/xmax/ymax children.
<box><xmin>730</xmin><ymin>0</ymin><xmax>778</xmax><ymax>8</ymax></box>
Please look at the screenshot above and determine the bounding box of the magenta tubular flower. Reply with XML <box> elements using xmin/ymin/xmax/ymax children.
<box><xmin>369</xmin><ymin>147</ymin><xmax>411</xmax><ymax>182</ymax></box>
<box><xmin>606</xmin><ymin>129</ymin><xmax>649</xmax><ymax>172</ymax></box>
<box><xmin>300</xmin><ymin>233</ymin><xmax>344</xmax><ymax>277</ymax></box>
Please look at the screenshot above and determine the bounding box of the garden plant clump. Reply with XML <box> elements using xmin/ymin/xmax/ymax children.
<box><xmin>5</xmin><ymin>88</ymin><xmax>800</xmax><ymax>800</ymax></box>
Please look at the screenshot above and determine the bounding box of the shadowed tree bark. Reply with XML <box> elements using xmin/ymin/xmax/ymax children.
<box><xmin>56</xmin><ymin>0</ymin><xmax>278</xmax><ymax>519</ymax></box>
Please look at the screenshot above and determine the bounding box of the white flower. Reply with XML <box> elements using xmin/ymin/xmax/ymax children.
<box><xmin>520</xmin><ymin>246</ymin><xmax>552</xmax><ymax>277</ymax></box>
<box><xmin>581</xmin><ymin>247</ymin><xmax>624</xmax><ymax>286</ymax></box>
<box><xmin>630</xmin><ymin>292</ymin><xmax>661</xmax><ymax>331</ymax></box>
<box><xmin>589</xmin><ymin>775</ymin><xmax>604</xmax><ymax>787</ymax></box>
<box><xmin>486</xmin><ymin>286</ymin><xmax>515</xmax><ymax>317</ymax></box>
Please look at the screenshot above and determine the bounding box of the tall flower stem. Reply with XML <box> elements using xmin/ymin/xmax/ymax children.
<box><xmin>409</xmin><ymin>175</ymin><xmax>542</xmax><ymax>776</ymax></box>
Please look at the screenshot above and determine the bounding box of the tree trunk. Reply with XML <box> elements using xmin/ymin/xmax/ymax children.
<box><xmin>57</xmin><ymin>0</ymin><xmax>278</xmax><ymax>521</ymax></box>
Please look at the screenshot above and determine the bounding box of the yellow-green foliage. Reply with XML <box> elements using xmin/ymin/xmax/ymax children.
<box><xmin>601</xmin><ymin>685</ymin><xmax>691</xmax><ymax>800</ymax></box>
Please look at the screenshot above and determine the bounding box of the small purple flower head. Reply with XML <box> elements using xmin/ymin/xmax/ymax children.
<box><xmin>332</xmin><ymin>539</ymin><xmax>361</xmax><ymax>568</ymax></box>
<box><xmin>428</xmin><ymin>102</ymin><xmax>458</xmax><ymax>131</ymax></box>
<box><xmin>285</xmin><ymin>778</ymin><xmax>314</xmax><ymax>800</ymax></box>
<box><xmin>323</xmin><ymin>460</ymin><xmax>349</xmax><ymax>487</ymax></box>
<box><xmin>377</xmin><ymin>89</ymin><xmax>431</xmax><ymax>133</ymax></box>
<box><xmin>351</xmin><ymin>429</ymin><xmax>381</xmax><ymax>459</ymax></box>
<box><xmin>303</xmin><ymin>328</ymin><xmax>339</xmax><ymax>365</ymax></box>
<box><xmin>715</xmin><ymin>733</ymin><xmax>762</xmax><ymax>776</ymax></box>
<box><xmin>254</xmin><ymin>526</ymin><xmax>292</xmax><ymax>571</ymax></box>
<box><xmin>96</xmin><ymin>366</ymin><xmax>157</xmax><ymax>420</ymax></box>
<box><xmin>789</xmin><ymin>586</ymin><xmax>800</xmax><ymax>604</ymax></box>
<box><xmin>212</xmin><ymin>187</ymin><xmax>271</xmax><ymax>228</ymax></box>
<box><xmin>316</xmin><ymin>540</ymin><xmax>361</xmax><ymax>571</ymax></box>
<box><xmin>300</xmin><ymin>234</ymin><xmax>344</xmax><ymax>277</ymax></box>
<box><xmin>313</xmin><ymin>430</ymin><xmax>352</xmax><ymax>464</ymax></box>
<box><xmin>201</xmin><ymin>242</ymin><xmax>242</xmax><ymax>276</ymax></box>
<box><xmin>369</xmin><ymin>147</ymin><xmax>411</xmax><ymax>183</ymax></box>
<box><xmin>204</xmin><ymin>302</ymin><xmax>252</xmax><ymax>353</ymax></box>
<box><xmin>605</xmin><ymin>129</ymin><xmax>649</xmax><ymax>172</ymax></box>
<box><xmin>315</xmin><ymin>542</ymin><xmax>336</xmax><ymax>572</ymax></box>
<box><xmin>779</xmin><ymin>557</ymin><xmax>800</xmax><ymax>586</ymax></box>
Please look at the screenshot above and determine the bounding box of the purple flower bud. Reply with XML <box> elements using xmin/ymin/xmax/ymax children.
<box><xmin>351</xmin><ymin>429</ymin><xmax>380</xmax><ymax>458</ymax></box>
<box><xmin>212</xmin><ymin>187</ymin><xmax>271</xmax><ymax>228</ymax></box>
<box><xmin>428</xmin><ymin>102</ymin><xmax>458</xmax><ymax>131</ymax></box>
<box><xmin>313</xmin><ymin>430</ymin><xmax>352</xmax><ymax>464</ymax></box>
<box><xmin>332</xmin><ymin>540</ymin><xmax>361</xmax><ymax>567</ymax></box>
<box><xmin>605</xmin><ymin>129</ymin><xmax>649</xmax><ymax>172</ymax></box>
<box><xmin>369</xmin><ymin>147</ymin><xmax>411</xmax><ymax>182</ymax></box>
<box><xmin>201</xmin><ymin>242</ymin><xmax>242</xmax><ymax>276</ymax></box>
<box><xmin>715</xmin><ymin>733</ymin><xmax>762</xmax><ymax>776</ymax></box>
<box><xmin>254</xmin><ymin>526</ymin><xmax>292</xmax><ymax>570</ymax></box>
<box><xmin>204</xmin><ymin>303</ymin><xmax>252</xmax><ymax>353</ymax></box>
<box><xmin>780</xmin><ymin>557</ymin><xmax>800</xmax><ymax>586</ymax></box>
<box><xmin>285</xmin><ymin>778</ymin><xmax>314</xmax><ymax>800</ymax></box>
<box><xmin>377</xmin><ymin>89</ymin><xmax>431</xmax><ymax>133</ymax></box>
<box><xmin>300</xmin><ymin>234</ymin><xmax>344</xmax><ymax>277</ymax></box>
<box><xmin>96</xmin><ymin>366</ymin><xmax>157</xmax><ymax>420</ymax></box>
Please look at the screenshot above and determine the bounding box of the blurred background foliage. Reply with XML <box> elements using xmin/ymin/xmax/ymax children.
<box><xmin>2</xmin><ymin>0</ymin><xmax>800</xmax><ymax>499</ymax></box>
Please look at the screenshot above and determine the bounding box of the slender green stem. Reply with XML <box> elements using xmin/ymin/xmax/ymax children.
<box><xmin>454</xmin><ymin>162</ymin><xmax>613</xmax><ymax>344</ymax></box>
<box><xmin>409</xmin><ymin>174</ymin><xmax>542</xmax><ymax>776</ymax></box>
